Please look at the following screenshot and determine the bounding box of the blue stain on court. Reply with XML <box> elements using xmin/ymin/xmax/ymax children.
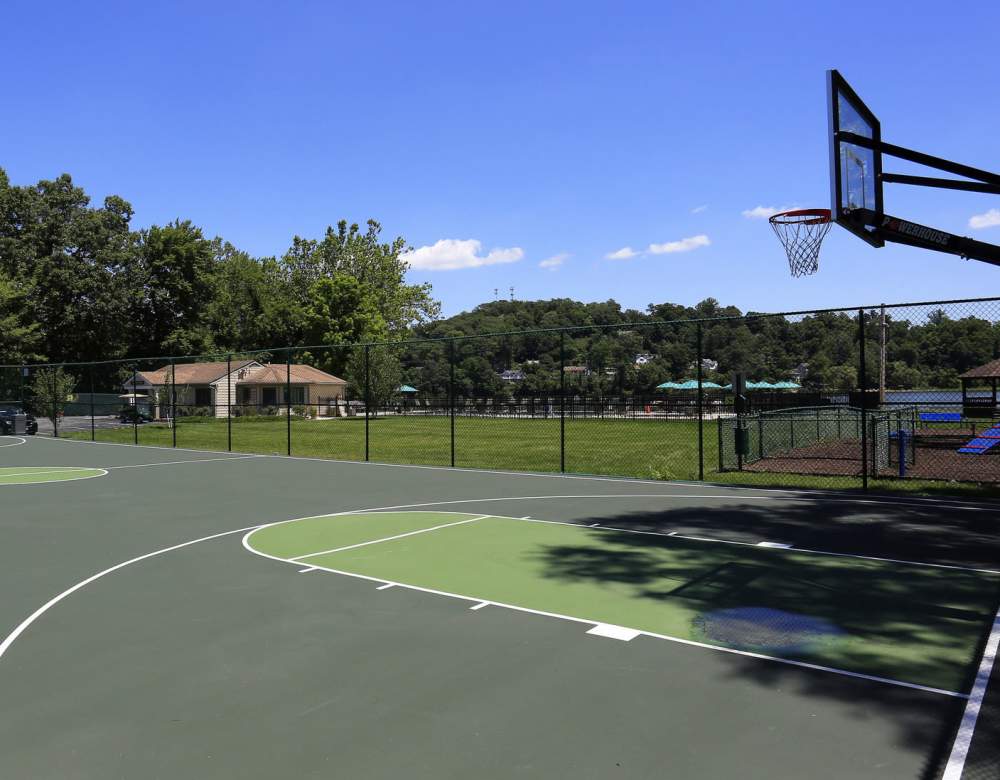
<box><xmin>692</xmin><ymin>607</ymin><xmax>844</xmax><ymax>654</ymax></box>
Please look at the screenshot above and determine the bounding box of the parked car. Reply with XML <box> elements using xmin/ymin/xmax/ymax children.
<box><xmin>119</xmin><ymin>406</ymin><xmax>153</xmax><ymax>424</ymax></box>
<box><xmin>0</xmin><ymin>404</ymin><xmax>38</xmax><ymax>435</ymax></box>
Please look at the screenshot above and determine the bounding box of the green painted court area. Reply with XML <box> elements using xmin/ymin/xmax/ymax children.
<box><xmin>248</xmin><ymin>510</ymin><xmax>999</xmax><ymax>693</ymax></box>
<box><xmin>0</xmin><ymin>466</ymin><xmax>105</xmax><ymax>485</ymax></box>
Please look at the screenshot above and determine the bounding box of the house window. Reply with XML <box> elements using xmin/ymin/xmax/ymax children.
<box><xmin>282</xmin><ymin>386</ymin><xmax>306</xmax><ymax>404</ymax></box>
<box><xmin>194</xmin><ymin>387</ymin><xmax>212</xmax><ymax>407</ymax></box>
<box><xmin>262</xmin><ymin>387</ymin><xmax>278</xmax><ymax>406</ymax></box>
<box><xmin>236</xmin><ymin>387</ymin><xmax>252</xmax><ymax>405</ymax></box>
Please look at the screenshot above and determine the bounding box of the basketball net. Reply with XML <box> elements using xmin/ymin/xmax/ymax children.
<box><xmin>769</xmin><ymin>209</ymin><xmax>832</xmax><ymax>277</ymax></box>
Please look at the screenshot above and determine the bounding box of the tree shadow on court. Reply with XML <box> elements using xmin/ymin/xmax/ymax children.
<box><xmin>529</xmin><ymin>498</ymin><xmax>1000</xmax><ymax>780</ymax></box>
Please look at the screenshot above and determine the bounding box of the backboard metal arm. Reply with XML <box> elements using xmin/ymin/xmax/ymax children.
<box><xmin>837</xmin><ymin>131</ymin><xmax>1000</xmax><ymax>186</ymax></box>
<box><xmin>850</xmin><ymin>208</ymin><xmax>1000</xmax><ymax>267</ymax></box>
<box><xmin>880</xmin><ymin>173</ymin><xmax>1000</xmax><ymax>195</ymax></box>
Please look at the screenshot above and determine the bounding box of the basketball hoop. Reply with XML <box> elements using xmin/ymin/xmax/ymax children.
<box><xmin>769</xmin><ymin>208</ymin><xmax>832</xmax><ymax>277</ymax></box>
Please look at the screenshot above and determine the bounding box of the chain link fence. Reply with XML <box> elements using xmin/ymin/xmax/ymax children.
<box><xmin>5</xmin><ymin>296</ymin><xmax>1000</xmax><ymax>494</ymax></box>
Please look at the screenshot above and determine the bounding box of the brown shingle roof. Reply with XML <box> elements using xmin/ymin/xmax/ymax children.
<box><xmin>138</xmin><ymin>360</ymin><xmax>257</xmax><ymax>386</ymax></box>
<box><xmin>239</xmin><ymin>364</ymin><xmax>347</xmax><ymax>385</ymax></box>
<box><xmin>959</xmin><ymin>358</ymin><xmax>1000</xmax><ymax>379</ymax></box>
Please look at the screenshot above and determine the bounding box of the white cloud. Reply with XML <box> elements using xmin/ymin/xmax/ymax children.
<box><xmin>969</xmin><ymin>209</ymin><xmax>1000</xmax><ymax>229</ymax></box>
<box><xmin>539</xmin><ymin>253</ymin><xmax>569</xmax><ymax>270</ymax></box>
<box><xmin>742</xmin><ymin>205</ymin><xmax>792</xmax><ymax>219</ymax></box>
<box><xmin>647</xmin><ymin>234</ymin><xmax>711</xmax><ymax>254</ymax></box>
<box><xmin>401</xmin><ymin>239</ymin><xmax>524</xmax><ymax>271</ymax></box>
<box><xmin>691</xmin><ymin>204</ymin><xmax>708</xmax><ymax>214</ymax></box>
<box><xmin>605</xmin><ymin>246</ymin><xmax>640</xmax><ymax>260</ymax></box>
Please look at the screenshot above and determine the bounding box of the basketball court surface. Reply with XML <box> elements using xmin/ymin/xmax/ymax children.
<box><xmin>1</xmin><ymin>434</ymin><xmax>997</xmax><ymax>778</ymax></box>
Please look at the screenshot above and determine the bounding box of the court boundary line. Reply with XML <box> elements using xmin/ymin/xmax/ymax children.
<box><xmin>104</xmin><ymin>455</ymin><xmax>261</xmax><ymax>470</ymax></box>
<box><xmin>0</xmin><ymin>467</ymin><xmax>108</xmax><ymax>485</ymax></box>
<box><xmin>0</xmin><ymin>436</ymin><xmax>26</xmax><ymax>448</ymax></box>
<box><xmin>28</xmin><ymin>434</ymin><xmax>999</xmax><ymax>512</ymax></box>
<box><xmin>942</xmin><ymin>608</ymin><xmax>1000</xmax><ymax>779</ymax></box>
<box><xmin>242</xmin><ymin>517</ymin><xmax>970</xmax><ymax>699</ymax></box>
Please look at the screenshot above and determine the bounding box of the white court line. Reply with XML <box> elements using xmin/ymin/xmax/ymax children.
<box><xmin>469</xmin><ymin>601</ymin><xmax>490</xmax><ymax>610</ymax></box>
<box><xmin>587</xmin><ymin>624</ymin><xmax>642</xmax><ymax>641</ymax></box>
<box><xmin>0</xmin><ymin>467</ymin><xmax>102</xmax><ymax>478</ymax></box>
<box><xmin>942</xmin><ymin>609</ymin><xmax>1000</xmax><ymax>779</ymax></box>
<box><xmin>104</xmin><ymin>455</ymin><xmax>261</xmax><ymax>470</ymax></box>
<box><xmin>298</xmin><ymin>567</ymin><xmax>318</xmax><ymax>573</ymax></box>
<box><xmin>0</xmin><ymin>437</ymin><xmax>26</xmax><ymax>448</ymax></box>
<box><xmin>244</xmin><ymin>534</ymin><xmax>969</xmax><ymax>699</ymax></box>
<box><xmin>376</xmin><ymin>583</ymin><xmax>395</xmax><ymax>590</ymax></box>
<box><xmin>291</xmin><ymin>515</ymin><xmax>490</xmax><ymax>561</ymax></box>
<box><xmin>0</xmin><ymin>524</ymin><xmax>262</xmax><ymax>661</ymax></box>
<box><xmin>284</xmin><ymin>502</ymin><xmax>997</xmax><ymax>574</ymax></box>
<box><xmin>0</xmin><ymin>467</ymin><xmax>109</xmax><ymax>485</ymax></box>
<box><xmin>30</xmin><ymin>435</ymin><xmax>999</xmax><ymax>512</ymax></box>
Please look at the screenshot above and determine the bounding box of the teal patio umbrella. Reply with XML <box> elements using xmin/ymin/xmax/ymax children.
<box><xmin>676</xmin><ymin>379</ymin><xmax>722</xmax><ymax>390</ymax></box>
<box><xmin>398</xmin><ymin>385</ymin><xmax>418</xmax><ymax>393</ymax></box>
<box><xmin>771</xmin><ymin>380</ymin><xmax>801</xmax><ymax>390</ymax></box>
<box><xmin>656</xmin><ymin>381</ymin><xmax>683</xmax><ymax>390</ymax></box>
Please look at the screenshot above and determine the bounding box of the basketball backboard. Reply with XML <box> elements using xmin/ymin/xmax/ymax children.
<box><xmin>825</xmin><ymin>69</ymin><xmax>1000</xmax><ymax>266</ymax></box>
<box><xmin>827</xmin><ymin>70</ymin><xmax>883</xmax><ymax>247</ymax></box>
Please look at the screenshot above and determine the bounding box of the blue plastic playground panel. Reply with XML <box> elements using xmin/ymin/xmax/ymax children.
<box><xmin>957</xmin><ymin>425</ymin><xmax>1000</xmax><ymax>454</ymax></box>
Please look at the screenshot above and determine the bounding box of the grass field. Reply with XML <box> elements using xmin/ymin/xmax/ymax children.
<box><xmin>61</xmin><ymin>414</ymin><xmax>1000</xmax><ymax>495</ymax></box>
<box><xmin>247</xmin><ymin>510</ymin><xmax>1000</xmax><ymax>693</ymax></box>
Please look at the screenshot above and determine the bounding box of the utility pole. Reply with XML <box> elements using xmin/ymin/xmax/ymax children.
<box><xmin>509</xmin><ymin>286</ymin><xmax>514</xmax><ymax>301</ymax></box>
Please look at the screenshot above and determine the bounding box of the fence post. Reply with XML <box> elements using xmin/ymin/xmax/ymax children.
<box><xmin>131</xmin><ymin>366</ymin><xmax>137</xmax><ymax>445</ymax></box>
<box><xmin>559</xmin><ymin>331</ymin><xmax>566</xmax><ymax>472</ymax></box>
<box><xmin>696</xmin><ymin>324</ymin><xmax>704</xmax><ymax>481</ymax></box>
<box><xmin>51</xmin><ymin>366</ymin><xmax>59</xmax><ymax>438</ymax></box>
<box><xmin>89</xmin><ymin>365</ymin><xmax>95</xmax><ymax>442</ymax></box>
<box><xmin>364</xmin><ymin>345</ymin><xmax>370</xmax><ymax>462</ymax></box>
<box><xmin>449</xmin><ymin>340</ymin><xmax>455</xmax><ymax>468</ymax></box>
<box><xmin>227</xmin><ymin>354</ymin><xmax>232</xmax><ymax>453</ymax></box>
<box><xmin>170</xmin><ymin>359</ymin><xmax>177</xmax><ymax>448</ymax></box>
<box><xmin>859</xmin><ymin>309</ymin><xmax>869</xmax><ymax>490</ymax></box>
<box><xmin>717</xmin><ymin>416</ymin><xmax>723</xmax><ymax>472</ymax></box>
<box><xmin>286</xmin><ymin>348</ymin><xmax>291</xmax><ymax>457</ymax></box>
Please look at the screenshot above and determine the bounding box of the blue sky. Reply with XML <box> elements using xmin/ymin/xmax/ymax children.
<box><xmin>3</xmin><ymin>1</ymin><xmax>999</xmax><ymax>317</ymax></box>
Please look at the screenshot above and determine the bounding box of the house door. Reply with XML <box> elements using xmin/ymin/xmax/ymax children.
<box><xmin>262</xmin><ymin>387</ymin><xmax>278</xmax><ymax>406</ymax></box>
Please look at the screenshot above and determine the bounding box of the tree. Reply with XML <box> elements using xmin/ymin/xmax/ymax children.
<box><xmin>300</xmin><ymin>274</ymin><xmax>387</xmax><ymax>375</ymax></box>
<box><xmin>29</xmin><ymin>367</ymin><xmax>78</xmax><ymax>423</ymax></box>
<box><xmin>0</xmin><ymin>272</ymin><xmax>41</xmax><ymax>363</ymax></box>
<box><xmin>0</xmin><ymin>170</ymin><xmax>133</xmax><ymax>364</ymax></box>
<box><xmin>127</xmin><ymin>220</ymin><xmax>219</xmax><ymax>356</ymax></box>
<box><xmin>285</xmin><ymin>219</ymin><xmax>439</xmax><ymax>335</ymax></box>
<box><xmin>347</xmin><ymin>345</ymin><xmax>402</xmax><ymax>414</ymax></box>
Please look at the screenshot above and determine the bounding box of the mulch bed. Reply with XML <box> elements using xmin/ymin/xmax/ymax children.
<box><xmin>744</xmin><ymin>436</ymin><xmax>1000</xmax><ymax>483</ymax></box>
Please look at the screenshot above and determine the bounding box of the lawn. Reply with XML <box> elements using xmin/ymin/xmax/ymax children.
<box><xmin>64</xmin><ymin>414</ymin><xmax>999</xmax><ymax>495</ymax></box>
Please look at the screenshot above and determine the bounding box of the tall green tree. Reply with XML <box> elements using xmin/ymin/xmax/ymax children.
<box><xmin>127</xmin><ymin>220</ymin><xmax>219</xmax><ymax>356</ymax></box>
<box><xmin>0</xmin><ymin>169</ymin><xmax>133</xmax><ymax>363</ymax></box>
<box><xmin>0</xmin><ymin>272</ymin><xmax>41</xmax><ymax>363</ymax></box>
<box><xmin>284</xmin><ymin>219</ymin><xmax>439</xmax><ymax>334</ymax></box>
